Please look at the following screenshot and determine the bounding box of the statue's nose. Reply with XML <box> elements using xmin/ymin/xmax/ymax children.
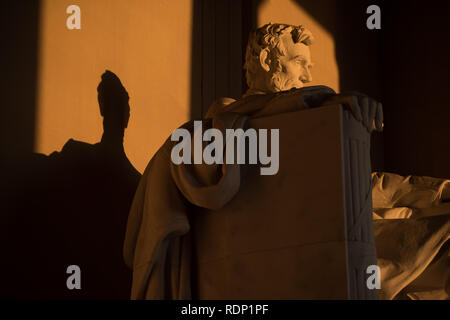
<box><xmin>302</xmin><ymin>69</ymin><xmax>312</xmax><ymax>83</ymax></box>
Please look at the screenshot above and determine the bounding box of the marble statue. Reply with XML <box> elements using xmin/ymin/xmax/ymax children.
<box><xmin>239</xmin><ymin>23</ymin><xmax>449</xmax><ymax>300</ymax></box>
<box><xmin>242</xmin><ymin>23</ymin><xmax>383</xmax><ymax>132</ymax></box>
<box><xmin>123</xmin><ymin>23</ymin><xmax>449</xmax><ymax>300</ymax></box>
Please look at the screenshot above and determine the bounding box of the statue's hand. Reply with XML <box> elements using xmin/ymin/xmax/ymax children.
<box><xmin>323</xmin><ymin>92</ymin><xmax>384</xmax><ymax>133</ymax></box>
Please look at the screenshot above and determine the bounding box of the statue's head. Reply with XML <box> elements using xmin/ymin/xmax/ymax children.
<box><xmin>244</xmin><ymin>23</ymin><xmax>314</xmax><ymax>94</ymax></box>
<box><xmin>97</xmin><ymin>70</ymin><xmax>130</xmax><ymax>130</ymax></box>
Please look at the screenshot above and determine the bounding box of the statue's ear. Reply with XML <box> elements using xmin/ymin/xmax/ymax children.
<box><xmin>259</xmin><ymin>48</ymin><xmax>271</xmax><ymax>72</ymax></box>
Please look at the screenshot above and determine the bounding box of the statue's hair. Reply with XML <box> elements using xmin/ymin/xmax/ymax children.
<box><xmin>244</xmin><ymin>23</ymin><xmax>314</xmax><ymax>89</ymax></box>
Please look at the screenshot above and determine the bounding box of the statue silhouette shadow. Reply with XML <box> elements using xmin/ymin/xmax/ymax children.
<box><xmin>1</xmin><ymin>71</ymin><xmax>141</xmax><ymax>299</ymax></box>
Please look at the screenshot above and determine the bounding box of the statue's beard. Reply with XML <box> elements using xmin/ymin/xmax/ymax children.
<box><xmin>268</xmin><ymin>71</ymin><xmax>304</xmax><ymax>92</ymax></box>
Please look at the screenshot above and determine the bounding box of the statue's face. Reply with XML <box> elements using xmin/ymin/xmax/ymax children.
<box><xmin>269</xmin><ymin>34</ymin><xmax>313</xmax><ymax>92</ymax></box>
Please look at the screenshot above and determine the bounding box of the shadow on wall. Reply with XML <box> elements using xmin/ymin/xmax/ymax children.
<box><xmin>0</xmin><ymin>0</ymin><xmax>39</xmax><ymax>157</ymax></box>
<box><xmin>0</xmin><ymin>71</ymin><xmax>141</xmax><ymax>299</ymax></box>
<box><xmin>381</xmin><ymin>1</ymin><xmax>450</xmax><ymax>179</ymax></box>
<box><xmin>296</xmin><ymin>0</ymin><xmax>450</xmax><ymax>179</ymax></box>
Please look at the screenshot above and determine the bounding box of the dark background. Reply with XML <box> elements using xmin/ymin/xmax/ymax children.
<box><xmin>1</xmin><ymin>0</ymin><xmax>450</xmax><ymax>299</ymax></box>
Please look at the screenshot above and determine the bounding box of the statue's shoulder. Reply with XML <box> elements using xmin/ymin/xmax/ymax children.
<box><xmin>205</xmin><ymin>97</ymin><xmax>237</xmax><ymax>118</ymax></box>
<box><xmin>215</xmin><ymin>97</ymin><xmax>237</xmax><ymax>106</ymax></box>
